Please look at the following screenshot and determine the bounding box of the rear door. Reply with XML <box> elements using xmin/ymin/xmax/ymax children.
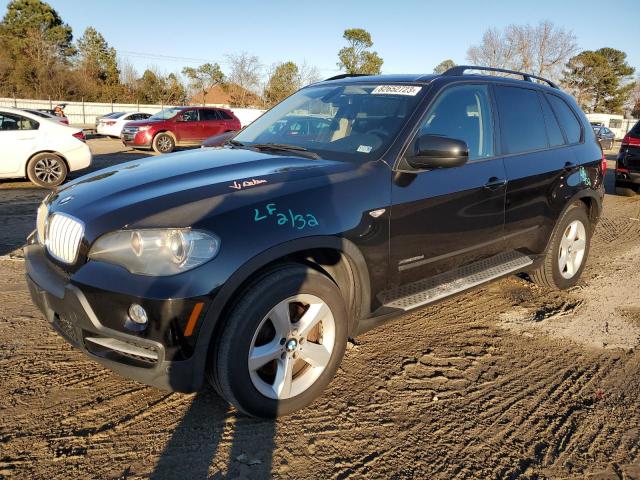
<box><xmin>0</xmin><ymin>112</ymin><xmax>39</xmax><ymax>175</ymax></box>
<box><xmin>497</xmin><ymin>85</ymin><xmax>577</xmax><ymax>254</ymax></box>
<box><xmin>174</xmin><ymin>109</ymin><xmax>201</xmax><ymax>142</ymax></box>
<box><xmin>200</xmin><ymin>109</ymin><xmax>226</xmax><ymax>138</ymax></box>
<box><xmin>390</xmin><ymin>83</ymin><xmax>507</xmax><ymax>285</ymax></box>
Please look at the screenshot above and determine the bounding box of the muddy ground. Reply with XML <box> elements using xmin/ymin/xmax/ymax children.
<box><xmin>1</xmin><ymin>140</ymin><xmax>639</xmax><ymax>479</ymax></box>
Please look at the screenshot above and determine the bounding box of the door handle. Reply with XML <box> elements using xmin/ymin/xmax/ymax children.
<box><xmin>563</xmin><ymin>161</ymin><xmax>576</xmax><ymax>171</ymax></box>
<box><xmin>484</xmin><ymin>177</ymin><xmax>507</xmax><ymax>190</ymax></box>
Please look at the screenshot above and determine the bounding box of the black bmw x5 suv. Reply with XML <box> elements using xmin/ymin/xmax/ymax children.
<box><xmin>25</xmin><ymin>66</ymin><xmax>605</xmax><ymax>417</ymax></box>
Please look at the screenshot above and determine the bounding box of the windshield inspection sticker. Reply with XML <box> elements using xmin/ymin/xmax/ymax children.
<box><xmin>357</xmin><ymin>145</ymin><xmax>373</xmax><ymax>153</ymax></box>
<box><xmin>372</xmin><ymin>85</ymin><xmax>422</xmax><ymax>96</ymax></box>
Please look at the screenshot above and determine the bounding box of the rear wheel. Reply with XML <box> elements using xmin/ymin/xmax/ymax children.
<box><xmin>209</xmin><ymin>264</ymin><xmax>348</xmax><ymax>418</ymax></box>
<box><xmin>530</xmin><ymin>203</ymin><xmax>591</xmax><ymax>289</ymax></box>
<box><xmin>152</xmin><ymin>133</ymin><xmax>175</xmax><ymax>153</ymax></box>
<box><xmin>26</xmin><ymin>153</ymin><xmax>67</xmax><ymax>188</ymax></box>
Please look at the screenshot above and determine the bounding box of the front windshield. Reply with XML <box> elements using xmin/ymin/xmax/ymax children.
<box><xmin>149</xmin><ymin>108</ymin><xmax>181</xmax><ymax>120</ymax></box>
<box><xmin>234</xmin><ymin>84</ymin><xmax>425</xmax><ymax>160</ymax></box>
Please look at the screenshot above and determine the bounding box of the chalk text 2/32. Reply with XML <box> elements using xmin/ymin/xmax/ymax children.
<box><xmin>254</xmin><ymin>203</ymin><xmax>319</xmax><ymax>230</ymax></box>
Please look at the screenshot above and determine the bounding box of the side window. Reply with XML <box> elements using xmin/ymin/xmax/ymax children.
<box><xmin>181</xmin><ymin>110</ymin><xmax>199</xmax><ymax>122</ymax></box>
<box><xmin>0</xmin><ymin>113</ymin><xmax>38</xmax><ymax>131</ymax></box>
<box><xmin>217</xmin><ymin>110</ymin><xmax>233</xmax><ymax>120</ymax></box>
<box><xmin>546</xmin><ymin>94</ymin><xmax>582</xmax><ymax>144</ymax></box>
<box><xmin>540</xmin><ymin>95</ymin><xmax>565</xmax><ymax>147</ymax></box>
<box><xmin>201</xmin><ymin>109</ymin><xmax>219</xmax><ymax>121</ymax></box>
<box><xmin>418</xmin><ymin>84</ymin><xmax>494</xmax><ymax>161</ymax></box>
<box><xmin>495</xmin><ymin>86</ymin><xmax>547</xmax><ymax>154</ymax></box>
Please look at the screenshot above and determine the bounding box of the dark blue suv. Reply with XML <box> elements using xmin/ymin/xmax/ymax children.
<box><xmin>25</xmin><ymin>66</ymin><xmax>605</xmax><ymax>417</ymax></box>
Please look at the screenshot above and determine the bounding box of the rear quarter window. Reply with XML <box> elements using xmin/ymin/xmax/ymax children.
<box><xmin>217</xmin><ymin>110</ymin><xmax>233</xmax><ymax>120</ymax></box>
<box><xmin>546</xmin><ymin>94</ymin><xmax>582</xmax><ymax>144</ymax></box>
<box><xmin>495</xmin><ymin>86</ymin><xmax>548</xmax><ymax>154</ymax></box>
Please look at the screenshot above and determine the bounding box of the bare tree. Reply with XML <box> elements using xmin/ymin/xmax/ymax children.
<box><xmin>298</xmin><ymin>61</ymin><xmax>321</xmax><ymax>86</ymax></box>
<box><xmin>225</xmin><ymin>52</ymin><xmax>262</xmax><ymax>107</ymax></box>
<box><xmin>467</xmin><ymin>21</ymin><xmax>577</xmax><ymax>80</ymax></box>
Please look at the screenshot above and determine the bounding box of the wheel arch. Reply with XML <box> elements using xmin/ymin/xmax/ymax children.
<box><xmin>153</xmin><ymin>130</ymin><xmax>177</xmax><ymax>142</ymax></box>
<box><xmin>542</xmin><ymin>189</ymin><xmax>602</xmax><ymax>255</ymax></box>
<box><xmin>191</xmin><ymin>236</ymin><xmax>372</xmax><ymax>387</ymax></box>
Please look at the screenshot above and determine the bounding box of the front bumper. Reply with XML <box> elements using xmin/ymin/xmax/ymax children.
<box><xmin>121</xmin><ymin>129</ymin><xmax>153</xmax><ymax>148</ymax></box>
<box><xmin>25</xmin><ymin>244</ymin><xmax>206</xmax><ymax>392</ymax></box>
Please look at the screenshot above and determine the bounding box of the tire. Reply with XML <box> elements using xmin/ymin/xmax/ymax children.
<box><xmin>26</xmin><ymin>153</ymin><xmax>68</xmax><ymax>188</ymax></box>
<box><xmin>209</xmin><ymin>263</ymin><xmax>348</xmax><ymax>418</ymax></box>
<box><xmin>616</xmin><ymin>186</ymin><xmax>636</xmax><ymax>197</ymax></box>
<box><xmin>530</xmin><ymin>203</ymin><xmax>591</xmax><ymax>290</ymax></box>
<box><xmin>152</xmin><ymin>133</ymin><xmax>175</xmax><ymax>153</ymax></box>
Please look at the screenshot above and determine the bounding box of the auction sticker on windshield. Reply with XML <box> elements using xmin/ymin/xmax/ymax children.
<box><xmin>372</xmin><ymin>85</ymin><xmax>422</xmax><ymax>96</ymax></box>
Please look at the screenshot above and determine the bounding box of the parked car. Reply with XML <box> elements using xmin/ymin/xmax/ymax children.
<box><xmin>616</xmin><ymin>120</ymin><xmax>640</xmax><ymax>196</ymax></box>
<box><xmin>593</xmin><ymin>126</ymin><xmax>615</xmax><ymax>150</ymax></box>
<box><xmin>121</xmin><ymin>106</ymin><xmax>241</xmax><ymax>153</ymax></box>
<box><xmin>25</xmin><ymin>66</ymin><xmax>604</xmax><ymax>417</ymax></box>
<box><xmin>22</xmin><ymin>108</ymin><xmax>70</xmax><ymax>126</ymax></box>
<box><xmin>0</xmin><ymin>107</ymin><xmax>91</xmax><ymax>187</ymax></box>
<box><xmin>97</xmin><ymin>111</ymin><xmax>152</xmax><ymax>138</ymax></box>
<box><xmin>94</xmin><ymin>112</ymin><xmax>126</xmax><ymax>130</ymax></box>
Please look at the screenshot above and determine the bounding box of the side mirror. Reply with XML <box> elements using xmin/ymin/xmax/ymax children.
<box><xmin>406</xmin><ymin>134</ymin><xmax>469</xmax><ymax>170</ymax></box>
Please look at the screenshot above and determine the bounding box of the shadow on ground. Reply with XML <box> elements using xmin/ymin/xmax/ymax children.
<box><xmin>147</xmin><ymin>391</ymin><xmax>276</xmax><ymax>479</ymax></box>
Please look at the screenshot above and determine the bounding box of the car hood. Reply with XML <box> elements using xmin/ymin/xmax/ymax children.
<box><xmin>47</xmin><ymin>147</ymin><xmax>355</xmax><ymax>240</ymax></box>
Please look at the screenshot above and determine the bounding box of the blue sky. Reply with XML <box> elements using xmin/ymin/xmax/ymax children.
<box><xmin>2</xmin><ymin>0</ymin><xmax>638</xmax><ymax>79</ymax></box>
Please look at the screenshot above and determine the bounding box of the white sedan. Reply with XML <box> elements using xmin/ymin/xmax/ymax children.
<box><xmin>0</xmin><ymin>107</ymin><xmax>92</xmax><ymax>188</ymax></box>
<box><xmin>97</xmin><ymin>111</ymin><xmax>152</xmax><ymax>137</ymax></box>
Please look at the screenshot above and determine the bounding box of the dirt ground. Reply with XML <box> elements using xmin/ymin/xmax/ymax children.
<box><xmin>1</xmin><ymin>140</ymin><xmax>639</xmax><ymax>479</ymax></box>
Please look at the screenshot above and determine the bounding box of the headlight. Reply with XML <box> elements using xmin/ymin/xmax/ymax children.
<box><xmin>138</xmin><ymin>125</ymin><xmax>152</xmax><ymax>132</ymax></box>
<box><xmin>36</xmin><ymin>201</ymin><xmax>48</xmax><ymax>244</ymax></box>
<box><xmin>88</xmin><ymin>228</ymin><xmax>220</xmax><ymax>276</ymax></box>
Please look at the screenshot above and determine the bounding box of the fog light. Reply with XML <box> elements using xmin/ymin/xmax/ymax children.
<box><xmin>129</xmin><ymin>303</ymin><xmax>148</xmax><ymax>325</ymax></box>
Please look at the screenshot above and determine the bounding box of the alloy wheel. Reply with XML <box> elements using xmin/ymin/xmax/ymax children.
<box><xmin>157</xmin><ymin>136</ymin><xmax>172</xmax><ymax>152</ymax></box>
<box><xmin>558</xmin><ymin>219</ymin><xmax>587</xmax><ymax>279</ymax></box>
<box><xmin>248</xmin><ymin>294</ymin><xmax>336</xmax><ymax>400</ymax></box>
<box><xmin>34</xmin><ymin>157</ymin><xmax>63</xmax><ymax>184</ymax></box>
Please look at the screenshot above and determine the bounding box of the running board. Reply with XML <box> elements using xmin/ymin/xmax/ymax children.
<box><xmin>379</xmin><ymin>251</ymin><xmax>533</xmax><ymax>311</ymax></box>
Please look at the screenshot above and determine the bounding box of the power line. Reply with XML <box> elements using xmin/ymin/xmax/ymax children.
<box><xmin>117</xmin><ymin>50</ymin><xmax>211</xmax><ymax>64</ymax></box>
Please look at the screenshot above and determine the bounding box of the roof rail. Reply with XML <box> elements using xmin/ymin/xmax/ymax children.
<box><xmin>441</xmin><ymin>65</ymin><xmax>558</xmax><ymax>89</ymax></box>
<box><xmin>324</xmin><ymin>73</ymin><xmax>371</xmax><ymax>81</ymax></box>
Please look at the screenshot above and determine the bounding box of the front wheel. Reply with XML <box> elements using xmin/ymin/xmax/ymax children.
<box><xmin>209</xmin><ymin>264</ymin><xmax>348</xmax><ymax>417</ymax></box>
<box><xmin>26</xmin><ymin>153</ymin><xmax>68</xmax><ymax>188</ymax></box>
<box><xmin>152</xmin><ymin>133</ymin><xmax>175</xmax><ymax>153</ymax></box>
<box><xmin>530</xmin><ymin>203</ymin><xmax>591</xmax><ymax>289</ymax></box>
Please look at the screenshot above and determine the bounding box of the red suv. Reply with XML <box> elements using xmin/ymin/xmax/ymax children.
<box><xmin>121</xmin><ymin>106</ymin><xmax>241</xmax><ymax>153</ymax></box>
<box><xmin>617</xmin><ymin>120</ymin><xmax>640</xmax><ymax>196</ymax></box>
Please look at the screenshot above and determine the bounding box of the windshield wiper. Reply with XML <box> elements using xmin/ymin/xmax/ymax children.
<box><xmin>246</xmin><ymin>143</ymin><xmax>321</xmax><ymax>159</ymax></box>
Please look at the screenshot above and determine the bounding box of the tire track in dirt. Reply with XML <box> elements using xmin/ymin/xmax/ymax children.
<box><xmin>2</xmin><ymin>157</ymin><xmax>640</xmax><ymax>478</ymax></box>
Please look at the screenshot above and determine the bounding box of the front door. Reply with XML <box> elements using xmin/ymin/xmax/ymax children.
<box><xmin>174</xmin><ymin>109</ymin><xmax>201</xmax><ymax>143</ymax></box>
<box><xmin>0</xmin><ymin>112</ymin><xmax>38</xmax><ymax>175</ymax></box>
<box><xmin>390</xmin><ymin>83</ymin><xmax>506</xmax><ymax>285</ymax></box>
